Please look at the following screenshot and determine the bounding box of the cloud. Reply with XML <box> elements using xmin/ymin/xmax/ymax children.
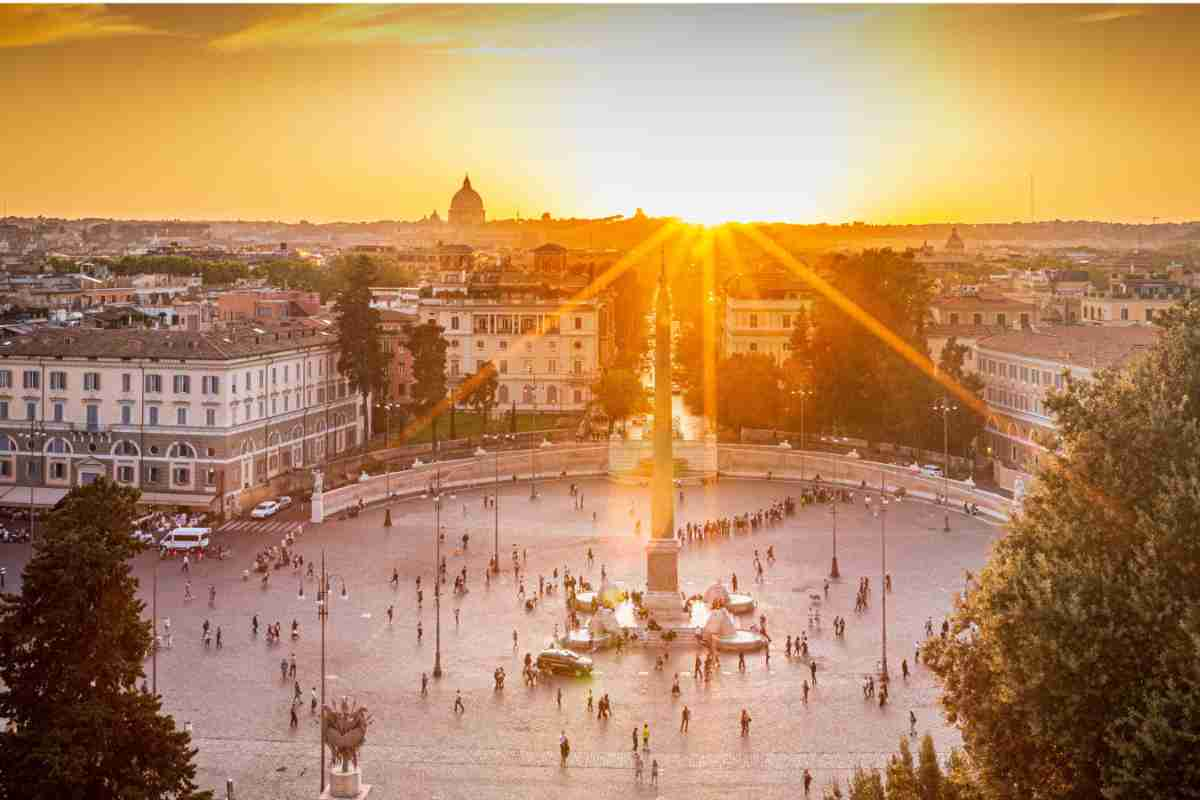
<box><xmin>1075</xmin><ymin>7</ymin><xmax>1145</xmax><ymax>24</ymax></box>
<box><xmin>0</xmin><ymin>5</ymin><xmax>161</xmax><ymax>48</ymax></box>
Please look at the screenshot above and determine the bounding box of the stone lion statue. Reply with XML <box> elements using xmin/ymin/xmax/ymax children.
<box><xmin>322</xmin><ymin>696</ymin><xmax>372</xmax><ymax>772</ymax></box>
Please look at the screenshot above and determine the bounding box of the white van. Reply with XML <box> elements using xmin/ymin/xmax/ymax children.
<box><xmin>919</xmin><ymin>464</ymin><xmax>945</xmax><ymax>479</ymax></box>
<box><xmin>159</xmin><ymin>527</ymin><xmax>211</xmax><ymax>552</ymax></box>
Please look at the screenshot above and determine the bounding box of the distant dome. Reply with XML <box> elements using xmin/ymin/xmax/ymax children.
<box><xmin>449</xmin><ymin>174</ymin><xmax>485</xmax><ymax>226</ymax></box>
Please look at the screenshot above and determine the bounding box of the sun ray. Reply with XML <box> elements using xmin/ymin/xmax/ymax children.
<box><xmin>732</xmin><ymin>224</ymin><xmax>989</xmax><ymax>417</ymax></box>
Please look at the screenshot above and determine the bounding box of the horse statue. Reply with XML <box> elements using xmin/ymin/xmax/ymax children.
<box><xmin>322</xmin><ymin>696</ymin><xmax>372</xmax><ymax>772</ymax></box>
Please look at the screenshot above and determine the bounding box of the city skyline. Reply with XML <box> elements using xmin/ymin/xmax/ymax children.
<box><xmin>4</xmin><ymin>4</ymin><xmax>1200</xmax><ymax>224</ymax></box>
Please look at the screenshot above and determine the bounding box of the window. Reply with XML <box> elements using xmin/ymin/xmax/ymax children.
<box><xmin>450</xmin><ymin>316</ymin><xmax>460</xmax><ymax>330</ymax></box>
<box><xmin>1120</xmin><ymin>307</ymin><xmax>1129</xmax><ymax>321</ymax></box>
<box><xmin>749</xmin><ymin>314</ymin><xmax>759</xmax><ymax>329</ymax></box>
<box><xmin>574</xmin><ymin>389</ymin><xmax>583</xmax><ymax>403</ymax></box>
<box><xmin>115</xmin><ymin>440</ymin><xmax>138</xmax><ymax>457</ymax></box>
<box><xmin>49</xmin><ymin>371</ymin><xmax>67</xmax><ymax>390</ymax></box>
<box><xmin>26</xmin><ymin>402</ymin><xmax>37</xmax><ymax>421</ymax></box>
<box><xmin>147</xmin><ymin>467</ymin><xmax>160</xmax><ymax>483</ymax></box>
<box><xmin>271</xmin><ymin>367</ymin><xmax>277</xmax><ymax>384</ymax></box>
<box><xmin>949</xmin><ymin>313</ymin><xmax>960</xmax><ymax>325</ymax></box>
<box><xmin>205</xmin><ymin>469</ymin><xmax>216</xmax><ymax>487</ymax></box>
<box><xmin>498</xmin><ymin>385</ymin><xmax>509</xmax><ymax>403</ymax></box>
<box><xmin>82</xmin><ymin>372</ymin><xmax>100</xmax><ymax>391</ymax></box>
<box><xmin>258</xmin><ymin>400</ymin><xmax>265</xmax><ymax>418</ymax></box>
<box><xmin>450</xmin><ymin>360</ymin><xmax>460</xmax><ymax>377</ymax></box>
<box><xmin>524</xmin><ymin>360</ymin><xmax>533</xmax><ymax>375</ymax></box>
<box><xmin>1020</xmin><ymin>313</ymin><xmax>1030</xmax><ymax>326</ymax></box>
<box><xmin>782</xmin><ymin>315</ymin><xmax>791</xmax><ymax>329</ymax></box>
<box><xmin>476</xmin><ymin>340</ymin><xmax>485</xmax><ymax>350</ymax></box>
<box><xmin>173</xmin><ymin>468</ymin><xmax>190</xmax><ymax>485</ymax></box>
<box><xmin>145</xmin><ymin>374</ymin><xmax>162</xmax><ymax>393</ymax></box>
<box><xmin>23</xmin><ymin>370</ymin><xmax>39</xmax><ymax>390</ymax></box>
<box><xmin>0</xmin><ymin>401</ymin><xmax>7</xmax><ymax>420</ymax></box>
<box><xmin>548</xmin><ymin>360</ymin><xmax>557</xmax><ymax>374</ymax></box>
<box><xmin>997</xmin><ymin>313</ymin><xmax>1007</xmax><ymax>327</ymax></box>
<box><xmin>231</xmin><ymin>405</ymin><xmax>239</xmax><ymax>424</ymax></box>
<box><xmin>499</xmin><ymin>360</ymin><xmax>508</xmax><ymax>374</ymax></box>
<box><xmin>121</xmin><ymin>405</ymin><xmax>132</xmax><ymax>425</ymax></box>
<box><xmin>573</xmin><ymin>359</ymin><xmax>583</xmax><ymax>376</ymax></box>
<box><xmin>27</xmin><ymin>461</ymin><xmax>40</xmax><ymax>478</ymax></box>
<box><xmin>118</xmin><ymin>465</ymin><xmax>135</xmax><ymax>483</ymax></box>
<box><xmin>176</xmin><ymin>407</ymin><xmax>188</xmax><ymax>426</ymax></box>
<box><xmin>202</xmin><ymin>375</ymin><xmax>220</xmax><ymax>394</ymax></box>
<box><xmin>204</xmin><ymin>408</ymin><xmax>215</xmax><ymax>427</ymax></box>
<box><xmin>575</xmin><ymin>317</ymin><xmax>583</xmax><ymax>330</ymax></box>
<box><xmin>749</xmin><ymin>342</ymin><xmax>758</xmax><ymax>352</ymax></box>
<box><xmin>499</xmin><ymin>340</ymin><xmax>508</xmax><ymax>350</ymax></box>
<box><xmin>85</xmin><ymin>405</ymin><xmax>99</xmax><ymax>428</ymax></box>
<box><xmin>245</xmin><ymin>372</ymin><xmax>251</xmax><ymax>390</ymax></box>
<box><xmin>122</xmin><ymin>373</ymin><xmax>132</xmax><ymax>392</ymax></box>
<box><xmin>0</xmin><ymin>370</ymin><xmax>9</xmax><ymax>388</ymax></box>
<box><xmin>50</xmin><ymin>462</ymin><xmax>66</xmax><ymax>480</ymax></box>
<box><xmin>52</xmin><ymin>402</ymin><xmax>64</xmax><ymax>422</ymax></box>
<box><xmin>173</xmin><ymin>375</ymin><xmax>191</xmax><ymax>394</ymax></box>
<box><xmin>973</xmin><ymin>313</ymin><xmax>983</xmax><ymax>325</ymax></box>
<box><xmin>1042</xmin><ymin>371</ymin><xmax>1051</xmax><ymax>385</ymax></box>
<box><xmin>1146</xmin><ymin>308</ymin><xmax>1155</xmax><ymax>322</ymax></box>
<box><xmin>148</xmin><ymin>406</ymin><xmax>159</xmax><ymax>426</ymax></box>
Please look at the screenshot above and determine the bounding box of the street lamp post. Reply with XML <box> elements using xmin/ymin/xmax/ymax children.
<box><xmin>525</xmin><ymin>384</ymin><xmax>538</xmax><ymax>500</ymax></box>
<box><xmin>152</xmin><ymin>558</ymin><xmax>158</xmax><ymax>695</ymax></box>
<box><xmin>830</xmin><ymin>496</ymin><xmax>840</xmax><ymax>579</ymax></box>
<box><xmin>493</xmin><ymin>449</ymin><xmax>500</xmax><ymax>573</ymax></box>
<box><xmin>797</xmin><ymin>387</ymin><xmax>813</xmax><ymax>481</ymax></box>
<box><xmin>317</xmin><ymin>550</ymin><xmax>328</xmax><ymax>797</ymax></box>
<box><xmin>424</xmin><ymin>475</ymin><xmax>448</xmax><ymax>678</ymax></box>
<box><xmin>934</xmin><ymin>398</ymin><xmax>958</xmax><ymax>532</ymax></box>
<box><xmin>877</xmin><ymin>488</ymin><xmax>890</xmax><ymax>679</ymax></box>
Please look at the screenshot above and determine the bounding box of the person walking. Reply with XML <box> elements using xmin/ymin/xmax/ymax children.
<box><xmin>454</xmin><ymin>690</ymin><xmax>465</xmax><ymax>714</ymax></box>
<box><xmin>454</xmin><ymin>608</ymin><xmax>460</xmax><ymax>628</ymax></box>
<box><xmin>740</xmin><ymin>708</ymin><xmax>752</xmax><ymax>736</ymax></box>
<box><xmin>215</xmin><ymin>626</ymin><xmax>222</xmax><ymax>650</ymax></box>
<box><xmin>289</xmin><ymin>702</ymin><xmax>299</xmax><ymax>729</ymax></box>
<box><xmin>909</xmin><ymin>710</ymin><xmax>917</xmax><ymax>737</ymax></box>
<box><xmin>651</xmin><ymin>759</ymin><xmax>659</xmax><ymax>786</ymax></box>
<box><xmin>310</xmin><ymin>687</ymin><xmax>318</xmax><ymax>714</ymax></box>
<box><xmin>417</xmin><ymin>621</ymin><xmax>423</xmax><ymax>643</ymax></box>
<box><xmin>289</xmin><ymin>654</ymin><xmax>297</xmax><ymax>679</ymax></box>
<box><xmin>557</xmin><ymin>688</ymin><xmax>562</xmax><ymax>710</ymax></box>
<box><xmin>587</xmin><ymin>689</ymin><xmax>594</xmax><ymax>715</ymax></box>
<box><xmin>559</xmin><ymin>730</ymin><xmax>570</xmax><ymax>767</ymax></box>
<box><xmin>810</xmin><ymin>660</ymin><xmax>817</xmax><ymax>684</ymax></box>
<box><xmin>802</xmin><ymin>679</ymin><xmax>810</xmax><ymax>704</ymax></box>
<box><xmin>387</xmin><ymin>605</ymin><xmax>394</xmax><ymax>625</ymax></box>
<box><xmin>803</xmin><ymin>768</ymin><xmax>813</xmax><ymax>796</ymax></box>
<box><xmin>680</xmin><ymin>705</ymin><xmax>690</xmax><ymax>733</ymax></box>
<box><xmin>901</xmin><ymin>658</ymin><xmax>909</xmax><ymax>680</ymax></box>
<box><xmin>633</xmin><ymin>750</ymin><xmax>643</xmax><ymax>782</ymax></box>
<box><xmin>631</xmin><ymin>727</ymin><xmax>638</xmax><ymax>752</ymax></box>
<box><xmin>421</xmin><ymin>672</ymin><xmax>428</xmax><ymax>697</ymax></box>
<box><xmin>642</xmin><ymin>722</ymin><xmax>650</xmax><ymax>751</ymax></box>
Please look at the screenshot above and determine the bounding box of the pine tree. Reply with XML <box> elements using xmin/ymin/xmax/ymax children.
<box><xmin>0</xmin><ymin>479</ymin><xmax>212</xmax><ymax>799</ymax></box>
<box><xmin>917</xmin><ymin>734</ymin><xmax>943</xmax><ymax>800</ymax></box>
<box><xmin>333</xmin><ymin>254</ymin><xmax>386</xmax><ymax>450</ymax></box>
<box><xmin>849</xmin><ymin>766</ymin><xmax>887</xmax><ymax>800</ymax></box>
<box><xmin>885</xmin><ymin>737</ymin><xmax>921</xmax><ymax>800</ymax></box>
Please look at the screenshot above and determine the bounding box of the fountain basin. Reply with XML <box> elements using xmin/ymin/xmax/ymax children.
<box><xmin>712</xmin><ymin>630</ymin><xmax>768</xmax><ymax>652</ymax></box>
<box><xmin>573</xmin><ymin>592</ymin><xmax>599</xmax><ymax>612</ymax></box>
<box><xmin>726</xmin><ymin>593</ymin><xmax>756</xmax><ymax>614</ymax></box>
<box><xmin>561</xmin><ymin>629</ymin><xmax>613</xmax><ymax>651</ymax></box>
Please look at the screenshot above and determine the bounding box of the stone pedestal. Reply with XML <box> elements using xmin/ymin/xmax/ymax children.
<box><xmin>319</xmin><ymin>768</ymin><xmax>371</xmax><ymax>800</ymax></box>
<box><xmin>644</xmin><ymin>538</ymin><xmax>682</xmax><ymax>620</ymax></box>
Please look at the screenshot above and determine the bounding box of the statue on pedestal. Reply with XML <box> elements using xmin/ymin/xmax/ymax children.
<box><xmin>312</xmin><ymin>469</ymin><xmax>324</xmax><ymax>495</ymax></box>
<box><xmin>323</xmin><ymin>696</ymin><xmax>372</xmax><ymax>772</ymax></box>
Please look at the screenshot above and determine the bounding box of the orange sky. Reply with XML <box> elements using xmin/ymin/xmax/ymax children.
<box><xmin>2</xmin><ymin>4</ymin><xmax>1198</xmax><ymax>224</ymax></box>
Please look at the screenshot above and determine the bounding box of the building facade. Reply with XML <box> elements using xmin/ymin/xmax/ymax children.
<box><xmin>0</xmin><ymin>323</ymin><xmax>363</xmax><ymax>514</ymax></box>
<box><xmin>973</xmin><ymin>325</ymin><xmax>1157</xmax><ymax>489</ymax></box>
<box><xmin>722</xmin><ymin>297</ymin><xmax>811</xmax><ymax>363</ymax></box>
<box><xmin>416</xmin><ymin>296</ymin><xmax>611</xmax><ymax>412</ymax></box>
<box><xmin>1080</xmin><ymin>277</ymin><xmax>1188</xmax><ymax>325</ymax></box>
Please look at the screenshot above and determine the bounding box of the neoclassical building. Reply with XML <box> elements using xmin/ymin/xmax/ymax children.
<box><xmin>448</xmin><ymin>174</ymin><xmax>485</xmax><ymax>227</ymax></box>
<box><xmin>0</xmin><ymin>322</ymin><xmax>363</xmax><ymax>514</ymax></box>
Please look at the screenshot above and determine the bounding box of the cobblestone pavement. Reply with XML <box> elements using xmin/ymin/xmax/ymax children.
<box><xmin>3</xmin><ymin>477</ymin><xmax>1000</xmax><ymax>799</ymax></box>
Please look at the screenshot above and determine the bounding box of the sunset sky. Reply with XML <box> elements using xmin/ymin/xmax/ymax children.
<box><xmin>3</xmin><ymin>4</ymin><xmax>1198</xmax><ymax>224</ymax></box>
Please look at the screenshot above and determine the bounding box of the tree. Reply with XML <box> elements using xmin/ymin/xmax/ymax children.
<box><xmin>590</xmin><ymin>368</ymin><xmax>649</xmax><ymax>432</ymax></box>
<box><xmin>462</xmin><ymin>361</ymin><xmax>499</xmax><ymax>427</ymax></box>
<box><xmin>333</xmin><ymin>255</ymin><xmax>386</xmax><ymax>450</ymax></box>
<box><xmin>923</xmin><ymin>300</ymin><xmax>1200</xmax><ymax>800</ymax></box>
<box><xmin>849</xmin><ymin>767</ymin><xmax>887</xmax><ymax>800</ymax></box>
<box><xmin>0</xmin><ymin>479</ymin><xmax>211</xmax><ymax>800</ymax></box>
<box><xmin>917</xmin><ymin>734</ymin><xmax>944</xmax><ymax>800</ymax></box>
<box><xmin>408</xmin><ymin>320</ymin><xmax>449</xmax><ymax>445</ymax></box>
<box><xmin>885</xmin><ymin>737</ymin><xmax>921</xmax><ymax>800</ymax></box>
<box><xmin>936</xmin><ymin>337</ymin><xmax>987</xmax><ymax>460</ymax></box>
<box><xmin>611</xmin><ymin>269</ymin><xmax>651</xmax><ymax>370</ymax></box>
<box><xmin>713</xmin><ymin>353</ymin><xmax>784</xmax><ymax>436</ymax></box>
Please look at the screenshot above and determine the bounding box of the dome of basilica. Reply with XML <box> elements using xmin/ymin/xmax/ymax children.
<box><xmin>449</xmin><ymin>174</ymin><xmax>485</xmax><ymax>226</ymax></box>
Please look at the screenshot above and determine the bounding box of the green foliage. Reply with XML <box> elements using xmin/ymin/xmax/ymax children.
<box><xmin>916</xmin><ymin>734</ymin><xmax>943</xmax><ymax>800</ymax></box>
<box><xmin>611</xmin><ymin>269</ymin><xmax>651</xmax><ymax>369</ymax></box>
<box><xmin>935</xmin><ymin>338</ymin><xmax>987</xmax><ymax>457</ymax></box>
<box><xmin>885</xmin><ymin>737</ymin><xmax>921</xmax><ymax>800</ymax></box>
<box><xmin>713</xmin><ymin>353</ymin><xmax>784</xmax><ymax>435</ymax></box>
<box><xmin>461</xmin><ymin>361</ymin><xmax>499</xmax><ymax>422</ymax></box>
<box><xmin>923</xmin><ymin>299</ymin><xmax>1200</xmax><ymax>800</ymax></box>
<box><xmin>849</xmin><ymin>766</ymin><xmax>886</xmax><ymax>800</ymax></box>
<box><xmin>591</xmin><ymin>368</ymin><xmax>649</xmax><ymax>428</ymax></box>
<box><xmin>0</xmin><ymin>479</ymin><xmax>211</xmax><ymax>800</ymax></box>
<box><xmin>408</xmin><ymin>320</ymin><xmax>449</xmax><ymax>415</ymax></box>
<box><xmin>333</xmin><ymin>256</ymin><xmax>386</xmax><ymax>447</ymax></box>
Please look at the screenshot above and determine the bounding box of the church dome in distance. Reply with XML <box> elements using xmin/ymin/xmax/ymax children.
<box><xmin>449</xmin><ymin>174</ymin><xmax>485</xmax><ymax>226</ymax></box>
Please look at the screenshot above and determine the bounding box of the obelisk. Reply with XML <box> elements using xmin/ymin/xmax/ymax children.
<box><xmin>644</xmin><ymin>253</ymin><xmax>680</xmax><ymax>615</ymax></box>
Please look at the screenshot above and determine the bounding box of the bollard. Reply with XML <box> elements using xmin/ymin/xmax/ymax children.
<box><xmin>226</xmin><ymin>778</ymin><xmax>234</xmax><ymax>800</ymax></box>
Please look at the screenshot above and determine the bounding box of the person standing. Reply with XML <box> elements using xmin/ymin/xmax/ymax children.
<box><xmin>651</xmin><ymin>759</ymin><xmax>659</xmax><ymax>786</ymax></box>
<box><xmin>559</xmin><ymin>730</ymin><xmax>570</xmax><ymax>767</ymax></box>
<box><xmin>215</xmin><ymin>626</ymin><xmax>222</xmax><ymax>650</ymax></box>
<box><xmin>803</xmin><ymin>768</ymin><xmax>813</xmax><ymax>796</ymax></box>
<box><xmin>557</xmin><ymin>688</ymin><xmax>562</xmax><ymax>710</ymax></box>
<box><xmin>680</xmin><ymin>705</ymin><xmax>690</xmax><ymax>733</ymax></box>
<box><xmin>454</xmin><ymin>690</ymin><xmax>465</xmax><ymax>714</ymax></box>
<box><xmin>802</xmin><ymin>679</ymin><xmax>810</xmax><ymax>704</ymax></box>
<box><xmin>421</xmin><ymin>672</ymin><xmax>428</xmax><ymax>697</ymax></box>
<box><xmin>642</xmin><ymin>722</ymin><xmax>650</xmax><ymax>751</ymax></box>
<box><xmin>417</xmin><ymin>621</ymin><xmax>423</xmax><ymax>643</ymax></box>
<box><xmin>633</xmin><ymin>750</ymin><xmax>643</xmax><ymax>782</ymax></box>
<box><xmin>289</xmin><ymin>703</ymin><xmax>299</xmax><ymax>729</ymax></box>
<box><xmin>311</xmin><ymin>687</ymin><xmax>318</xmax><ymax>715</ymax></box>
<box><xmin>587</xmin><ymin>689</ymin><xmax>594</xmax><ymax>715</ymax></box>
<box><xmin>387</xmin><ymin>605</ymin><xmax>394</xmax><ymax>625</ymax></box>
<box><xmin>740</xmin><ymin>708</ymin><xmax>752</xmax><ymax>736</ymax></box>
<box><xmin>631</xmin><ymin>727</ymin><xmax>638</xmax><ymax>752</ymax></box>
<box><xmin>810</xmin><ymin>660</ymin><xmax>817</xmax><ymax>684</ymax></box>
<box><xmin>909</xmin><ymin>710</ymin><xmax>917</xmax><ymax>737</ymax></box>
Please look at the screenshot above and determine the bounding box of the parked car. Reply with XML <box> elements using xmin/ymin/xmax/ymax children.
<box><xmin>276</xmin><ymin>496</ymin><xmax>294</xmax><ymax>510</ymax></box>
<box><xmin>131</xmin><ymin>530</ymin><xmax>157</xmax><ymax>545</ymax></box>
<box><xmin>251</xmin><ymin>500</ymin><xmax>281</xmax><ymax>519</ymax></box>
<box><xmin>919</xmin><ymin>465</ymin><xmax>945</xmax><ymax>479</ymax></box>
<box><xmin>536</xmin><ymin>648</ymin><xmax>594</xmax><ymax>677</ymax></box>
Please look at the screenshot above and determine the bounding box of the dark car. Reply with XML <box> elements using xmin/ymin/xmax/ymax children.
<box><xmin>536</xmin><ymin>648</ymin><xmax>594</xmax><ymax>676</ymax></box>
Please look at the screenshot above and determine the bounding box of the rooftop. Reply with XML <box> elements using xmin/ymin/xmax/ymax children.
<box><xmin>977</xmin><ymin>325</ymin><xmax>1158</xmax><ymax>371</ymax></box>
<box><xmin>931</xmin><ymin>293</ymin><xmax>1037</xmax><ymax>311</ymax></box>
<box><xmin>0</xmin><ymin>319</ymin><xmax>338</xmax><ymax>361</ymax></box>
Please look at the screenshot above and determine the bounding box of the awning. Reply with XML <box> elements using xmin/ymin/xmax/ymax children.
<box><xmin>0</xmin><ymin>486</ymin><xmax>70</xmax><ymax>508</ymax></box>
<box><xmin>137</xmin><ymin>491</ymin><xmax>219</xmax><ymax>510</ymax></box>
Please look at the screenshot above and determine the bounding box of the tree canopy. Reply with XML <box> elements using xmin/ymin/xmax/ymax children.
<box><xmin>461</xmin><ymin>361</ymin><xmax>499</xmax><ymax>424</ymax></box>
<box><xmin>590</xmin><ymin>368</ymin><xmax>649</xmax><ymax>430</ymax></box>
<box><xmin>333</xmin><ymin>255</ymin><xmax>386</xmax><ymax>447</ymax></box>
<box><xmin>0</xmin><ymin>479</ymin><xmax>211</xmax><ymax>800</ymax></box>
<box><xmin>923</xmin><ymin>299</ymin><xmax>1200</xmax><ymax>800</ymax></box>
